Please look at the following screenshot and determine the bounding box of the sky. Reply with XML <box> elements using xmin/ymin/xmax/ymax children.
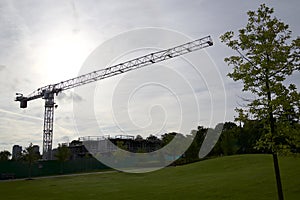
<box><xmin>0</xmin><ymin>0</ymin><xmax>299</xmax><ymax>152</ymax></box>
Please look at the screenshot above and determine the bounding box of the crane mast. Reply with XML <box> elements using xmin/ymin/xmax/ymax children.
<box><xmin>15</xmin><ymin>36</ymin><xmax>213</xmax><ymax>160</ymax></box>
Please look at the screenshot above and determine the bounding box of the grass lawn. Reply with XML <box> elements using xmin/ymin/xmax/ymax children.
<box><xmin>0</xmin><ymin>154</ymin><xmax>299</xmax><ymax>200</ymax></box>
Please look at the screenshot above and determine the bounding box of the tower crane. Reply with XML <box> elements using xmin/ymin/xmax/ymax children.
<box><xmin>15</xmin><ymin>36</ymin><xmax>213</xmax><ymax>160</ymax></box>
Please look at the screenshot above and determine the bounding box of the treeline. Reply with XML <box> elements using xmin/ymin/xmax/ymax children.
<box><xmin>164</xmin><ymin>120</ymin><xmax>300</xmax><ymax>165</ymax></box>
<box><xmin>114</xmin><ymin>119</ymin><xmax>300</xmax><ymax>166</ymax></box>
<box><xmin>1</xmin><ymin>120</ymin><xmax>299</xmax><ymax>165</ymax></box>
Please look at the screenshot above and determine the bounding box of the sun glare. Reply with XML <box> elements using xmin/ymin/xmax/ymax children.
<box><xmin>35</xmin><ymin>32</ymin><xmax>91</xmax><ymax>84</ymax></box>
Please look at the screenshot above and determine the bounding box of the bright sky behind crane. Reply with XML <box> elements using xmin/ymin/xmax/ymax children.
<box><xmin>0</xmin><ymin>0</ymin><xmax>299</xmax><ymax>152</ymax></box>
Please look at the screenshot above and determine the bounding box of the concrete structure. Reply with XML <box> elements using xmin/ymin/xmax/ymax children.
<box><xmin>12</xmin><ymin>145</ymin><xmax>22</xmax><ymax>160</ymax></box>
<box><xmin>32</xmin><ymin>145</ymin><xmax>41</xmax><ymax>158</ymax></box>
<box><xmin>80</xmin><ymin>135</ymin><xmax>162</xmax><ymax>154</ymax></box>
<box><xmin>48</xmin><ymin>135</ymin><xmax>162</xmax><ymax>160</ymax></box>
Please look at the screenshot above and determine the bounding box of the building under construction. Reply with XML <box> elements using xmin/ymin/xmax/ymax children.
<box><xmin>51</xmin><ymin>135</ymin><xmax>162</xmax><ymax>160</ymax></box>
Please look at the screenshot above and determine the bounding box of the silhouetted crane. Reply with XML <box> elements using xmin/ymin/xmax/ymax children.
<box><xmin>15</xmin><ymin>36</ymin><xmax>213</xmax><ymax>159</ymax></box>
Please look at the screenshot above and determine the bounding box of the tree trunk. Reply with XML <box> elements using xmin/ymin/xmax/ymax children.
<box><xmin>272</xmin><ymin>153</ymin><xmax>284</xmax><ymax>200</ymax></box>
<box><xmin>265</xmin><ymin>70</ymin><xmax>284</xmax><ymax>200</ymax></box>
<box><xmin>60</xmin><ymin>162</ymin><xmax>64</xmax><ymax>174</ymax></box>
<box><xmin>28</xmin><ymin>163</ymin><xmax>32</xmax><ymax>179</ymax></box>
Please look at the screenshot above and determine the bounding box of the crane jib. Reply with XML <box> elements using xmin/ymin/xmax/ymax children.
<box><xmin>15</xmin><ymin>36</ymin><xmax>213</xmax><ymax>108</ymax></box>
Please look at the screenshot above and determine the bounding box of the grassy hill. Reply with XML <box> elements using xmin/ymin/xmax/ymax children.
<box><xmin>0</xmin><ymin>154</ymin><xmax>299</xmax><ymax>200</ymax></box>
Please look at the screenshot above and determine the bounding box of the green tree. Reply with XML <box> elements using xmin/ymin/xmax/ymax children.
<box><xmin>23</xmin><ymin>143</ymin><xmax>40</xmax><ymax>178</ymax></box>
<box><xmin>135</xmin><ymin>135</ymin><xmax>144</xmax><ymax>141</ymax></box>
<box><xmin>184</xmin><ymin>126</ymin><xmax>207</xmax><ymax>162</ymax></box>
<box><xmin>146</xmin><ymin>134</ymin><xmax>160</xmax><ymax>142</ymax></box>
<box><xmin>220</xmin><ymin>4</ymin><xmax>299</xmax><ymax>200</ymax></box>
<box><xmin>210</xmin><ymin>122</ymin><xmax>240</xmax><ymax>156</ymax></box>
<box><xmin>238</xmin><ymin>120</ymin><xmax>266</xmax><ymax>154</ymax></box>
<box><xmin>220</xmin><ymin>122</ymin><xmax>239</xmax><ymax>156</ymax></box>
<box><xmin>55</xmin><ymin>144</ymin><xmax>71</xmax><ymax>174</ymax></box>
<box><xmin>0</xmin><ymin>150</ymin><xmax>11</xmax><ymax>161</ymax></box>
<box><xmin>161</xmin><ymin>132</ymin><xmax>187</xmax><ymax>162</ymax></box>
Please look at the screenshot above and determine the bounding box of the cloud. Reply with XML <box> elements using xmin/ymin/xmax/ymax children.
<box><xmin>0</xmin><ymin>65</ymin><xmax>6</xmax><ymax>71</ymax></box>
<box><xmin>59</xmin><ymin>136</ymin><xmax>70</xmax><ymax>144</ymax></box>
<box><xmin>56</xmin><ymin>91</ymin><xmax>84</xmax><ymax>103</ymax></box>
